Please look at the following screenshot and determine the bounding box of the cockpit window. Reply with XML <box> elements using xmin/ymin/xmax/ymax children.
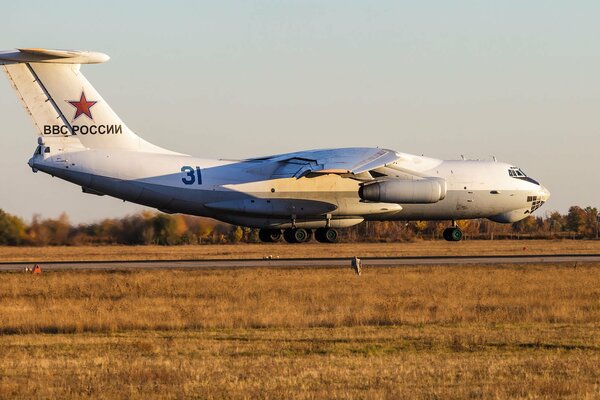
<box><xmin>508</xmin><ymin>166</ymin><xmax>539</xmax><ymax>185</ymax></box>
<box><xmin>508</xmin><ymin>167</ymin><xmax>527</xmax><ymax>177</ymax></box>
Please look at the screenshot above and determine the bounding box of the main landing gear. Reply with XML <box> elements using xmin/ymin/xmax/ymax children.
<box><xmin>443</xmin><ymin>221</ymin><xmax>463</xmax><ymax>242</ymax></box>
<box><xmin>258</xmin><ymin>228</ymin><xmax>339</xmax><ymax>243</ymax></box>
<box><xmin>283</xmin><ymin>228</ymin><xmax>312</xmax><ymax>243</ymax></box>
<box><xmin>314</xmin><ymin>227</ymin><xmax>339</xmax><ymax>243</ymax></box>
<box><xmin>258</xmin><ymin>228</ymin><xmax>282</xmax><ymax>243</ymax></box>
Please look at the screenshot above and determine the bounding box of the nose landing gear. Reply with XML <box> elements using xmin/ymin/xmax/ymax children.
<box><xmin>443</xmin><ymin>222</ymin><xmax>463</xmax><ymax>242</ymax></box>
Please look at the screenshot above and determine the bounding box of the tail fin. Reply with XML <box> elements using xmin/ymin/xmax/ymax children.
<box><xmin>1</xmin><ymin>48</ymin><xmax>174</xmax><ymax>153</ymax></box>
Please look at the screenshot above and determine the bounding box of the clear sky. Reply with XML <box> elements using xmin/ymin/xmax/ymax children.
<box><xmin>1</xmin><ymin>1</ymin><xmax>598</xmax><ymax>223</ymax></box>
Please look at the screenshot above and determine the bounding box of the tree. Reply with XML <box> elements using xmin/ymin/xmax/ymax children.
<box><xmin>566</xmin><ymin>206</ymin><xmax>586</xmax><ymax>235</ymax></box>
<box><xmin>513</xmin><ymin>216</ymin><xmax>539</xmax><ymax>235</ymax></box>
<box><xmin>583</xmin><ymin>207</ymin><xmax>599</xmax><ymax>238</ymax></box>
<box><xmin>0</xmin><ymin>209</ymin><xmax>28</xmax><ymax>245</ymax></box>
<box><xmin>153</xmin><ymin>213</ymin><xmax>180</xmax><ymax>245</ymax></box>
<box><xmin>547</xmin><ymin>211</ymin><xmax>565</xmax><ymax>234</ymax></box>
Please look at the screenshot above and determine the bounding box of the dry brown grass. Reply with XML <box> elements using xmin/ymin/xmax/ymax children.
<box><xmin>1</xmin><ymin>264</ymin><xmax>600</xmax><ymax>332</ymax></box>
<box><xmin>0</xmin><ymin>264</ymin><xmax>599</xmax><ymax>398</ymax></box>
<box><xmin>1</xmin><ymin>239</ymin><xmax>599</xmax><ymax>262</ymax></box>
<box><xmin>1</xmin><ymin>326</ymin><xmax>599</xmax><ymax>399</ymax></box>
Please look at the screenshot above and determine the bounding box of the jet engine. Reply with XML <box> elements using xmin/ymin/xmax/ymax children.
<box><xmin>359</xmin><ymin>178</ymin><xmax>447</xmax><ymax>204</ymax></box>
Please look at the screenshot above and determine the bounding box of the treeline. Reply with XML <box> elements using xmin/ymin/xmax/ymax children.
<box><xmin>0</xmin><ymin>206</ymin><xmax>598</xmax><ymax>246</ymax></box>
<box><xmin>0</xmin><ymin>211</ymin><xmax>235</xmax><ymax>246</ymax></box>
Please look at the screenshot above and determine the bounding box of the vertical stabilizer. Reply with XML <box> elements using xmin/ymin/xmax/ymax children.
<box><xmin>1</xmin><ymin>48</ymin><xmax>177</xmax><ymax>154</ymax></box>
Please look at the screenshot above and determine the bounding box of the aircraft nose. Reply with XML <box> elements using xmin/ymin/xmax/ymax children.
<box><xmin>539</xmin><ymin>185</ymin><xmax>551</xmax><ymax>201</ymax></box>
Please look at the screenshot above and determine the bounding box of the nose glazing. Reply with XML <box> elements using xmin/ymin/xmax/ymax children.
<box><xmin>539</xmin><ymin>185</ymin><xmax>551</xmax><ymax>201</ymax></box>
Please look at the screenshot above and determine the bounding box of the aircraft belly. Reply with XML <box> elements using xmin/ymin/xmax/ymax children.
<box><xmin>205</xmin><ymin>198</ymin><xmax>337</xmax><ymax>217</ymax></box>
<box><xmin>34</xmin><ymin>164</ymin><xmax>92</xmax><ymax>188</ymax></box>
<box><xmin>381</xmin><ymin>190</ymin><xmax>528</xmax><ymax>220</ymax></box>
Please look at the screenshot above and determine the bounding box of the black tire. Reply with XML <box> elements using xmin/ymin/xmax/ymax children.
<box><xmin>258</xmin><ymin>229</ymin><xmax>270</xmax><ymax>242</ymax></box>
<box><xmin>315</xmin><ymin>228</ymin><xmax>325</xmax><ymax>242</ymax></box>
<box><xmin>450</xmin><ymin>227</ymin><xmax>463</xmax><ymax>241</ymax></box>
<box><xmin>259</xmin><ymin>229</ymin><xmax>282</xmax><ymax>242</ymax></box>
<box><xmin>283</xmin><ymin>228</ymin><xmax>297</xmax><ymax>243</ymax></box>
<box><xmin>443</xmin><ymin>228</ymin><xmax>453</xmax><ymax>241</ymax></box>
<box><xmin>283</xmin><ymin>228</ymin><xmax>311</xmax><ymax>243</ymax></box>
<box><xmin>268</xmin><ymin>229</ymin><xmax>282</xmax><ymax>242</ymax></box>
<box><xmin>315</xmin><ymin>228</ymin><xmax>338</xmax><ymax>243</ymax></box>
<box><xmin>293</xmin><ymin>228</ymin><xmax>311</xmax><ymax>243</ymax></box>
<box><xmin>325</xmin><ymin>228</ymin><xmax>338</xmax><ymax>243</ymax></box>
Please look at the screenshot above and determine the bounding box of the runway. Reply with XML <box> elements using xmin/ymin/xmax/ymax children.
<box><xmin>1</xmin><ymin>253</ymin><xmax>599</xmax><ymax>272</ymax></box>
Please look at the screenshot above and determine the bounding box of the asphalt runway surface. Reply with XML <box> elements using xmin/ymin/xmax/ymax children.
<box><xmin>1</xmin><ymin>254</ymin><xmax>599</xmax><ymax>272</ymax></box>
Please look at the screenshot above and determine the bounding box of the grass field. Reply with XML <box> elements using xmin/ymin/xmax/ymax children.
<box><xmin>1</xmin><ymin>263</ymin><xmax>600</xmax><ymax>398</ymax></box>
<box><xmin>1</xmin><ymin>239</ymin><xmax>600</xmax><ymax>262</ymax></box>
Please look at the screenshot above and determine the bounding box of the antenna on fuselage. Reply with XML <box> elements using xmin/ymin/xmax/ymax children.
<box><xmin>460</xmin><ymin>155</ymin><xmax>465</xmax><ymax>160</ymax></box>
<box><xmin>492</xmin><ymin>156</ymin><xmax>497</xmax><ymax>162</ymax></box>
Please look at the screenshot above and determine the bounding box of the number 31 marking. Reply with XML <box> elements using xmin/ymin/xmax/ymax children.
<box><xmin>181</xmin><ymin>166</ymin><xmax>202</xmax><ymax>185</ymax></box>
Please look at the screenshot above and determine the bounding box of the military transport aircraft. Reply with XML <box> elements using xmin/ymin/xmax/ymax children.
<box><xmin>0</xmin><ymin>48</ymin><xmax>550</xmax><ymax>243</ymax></box>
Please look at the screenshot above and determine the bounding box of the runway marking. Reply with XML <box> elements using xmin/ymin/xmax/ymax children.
<box><xmin>1</xmin><ymin>254</ymin><xmax>599</xmax><ymax>271</ymax></box>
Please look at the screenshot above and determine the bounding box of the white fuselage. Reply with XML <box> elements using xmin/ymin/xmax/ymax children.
<box><xmin>29</xmin><ymin>144</ymin><xmax>550</xmax><ymax>229</ymax></box>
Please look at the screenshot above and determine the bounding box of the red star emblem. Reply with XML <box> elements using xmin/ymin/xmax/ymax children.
<box><xmin>67</xmin><ymin>91</ymin><xmax>97</xmax><ymax>120</ymax></box>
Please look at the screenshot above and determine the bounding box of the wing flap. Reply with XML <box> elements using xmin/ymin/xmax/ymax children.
<box><xmin>253</xmin><ymin>147</ymin><xmax>400</xmax><ymax>180</ymax></box>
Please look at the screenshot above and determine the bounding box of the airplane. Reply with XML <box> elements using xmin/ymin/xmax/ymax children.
<box><xmin>0</xmin><ymin>48</ymin><xmax>550</xmax><ymax>243</ymax></box>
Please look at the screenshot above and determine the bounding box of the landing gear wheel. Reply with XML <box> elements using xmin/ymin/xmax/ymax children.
<box><xmin>443</xmin><ymin>227</ymin><xmax>463</xmax><ymax>242</ymax></box>
<box><xmin>443</xmin><ymin>228</ymin><xmax>451</xmax><ymax>241</ymax></box>
<box><xmin>294</xmin><ymin>228</ymin><xmax>311</xmax><ymax>243</ymax></box>
<box><xmin>283</xmin><ymin>229</ymin><xmax>295</xmax><ymax>243</ymax></box>
<box><xmin>258</xmin><ymin>228</ymin><xmax>282</xmax><ymax>243</ymax></box>
<box><xmin>283</xmin><ymin>228</ymin><xmax>312</xmax><ymax>243</ymax></box>
<box><xmin>315</xmin><ymin>228</ymin><xmax>339</xmax><ymax>243</ymax></box>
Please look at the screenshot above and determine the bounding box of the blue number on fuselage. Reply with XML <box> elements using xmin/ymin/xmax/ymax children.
<box><xmin>196</xmin><ymin>166</ymin><xmax>202</xmax><ymax>185</ymax></box>
<box><xmin>181</xmin><ymin>166</ymin><xmax>202</xmax><ymax>185</ymax></box>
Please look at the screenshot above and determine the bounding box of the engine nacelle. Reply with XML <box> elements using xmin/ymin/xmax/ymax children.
<box><xmin>359</xmin><ymin>178</ymin><xmax>447</xmax><ymax>204</ymax></box>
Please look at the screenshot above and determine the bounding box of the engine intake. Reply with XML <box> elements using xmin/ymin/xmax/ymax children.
<box><xmin>359</xmin><ymin>178</ymin><xmax>447</xmax><ymax>204</ymax></box>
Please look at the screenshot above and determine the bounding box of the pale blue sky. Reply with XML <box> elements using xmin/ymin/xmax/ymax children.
<box><xmin>1</xmin><ymin>1</ymin><xmax>599</xmax><ymax>223</ymax></box>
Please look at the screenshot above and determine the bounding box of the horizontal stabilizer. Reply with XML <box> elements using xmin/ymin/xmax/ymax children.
<box><xmin>0</xmin><ymin>48</ymin><xmax>109</xmax><ymax>65</ymax></box>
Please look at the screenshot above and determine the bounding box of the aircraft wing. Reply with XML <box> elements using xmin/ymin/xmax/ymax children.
<box><xmin>247</xmin><ymin>147</ymin><xmax>401</xmax><ymax>180</ymax></box>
